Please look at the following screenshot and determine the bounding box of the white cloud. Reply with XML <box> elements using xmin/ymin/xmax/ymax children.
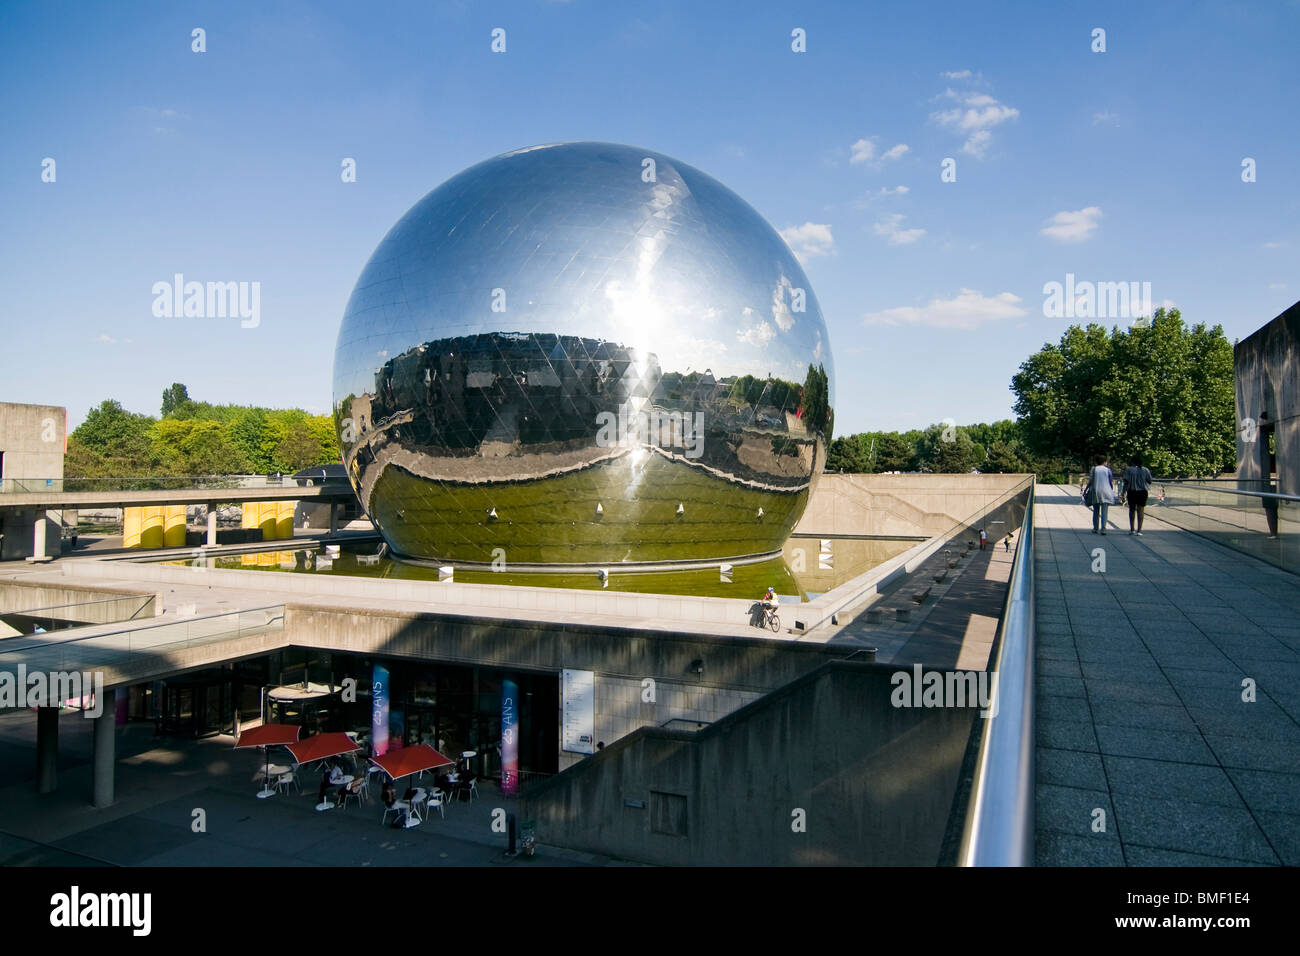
<box><xmin>849</xmin><ymin>139</ymin><xmax>875</xmax><ymax>165</ymax></box>
<box><xmin>1262</xmin><ymin>241</ymin><xmax>1284</xmax><ymax>249</ymax></box>
<box><xmin>1092</xmin><ymin>111</ymin><xmax>1119</xmax><ymax>126</ymax></box>
<box><xmin>850</xmin><ymin>137</ymin><xmax>908</xmax><ymax>167</ymax></box>
<box><xmin>863</xmin><ymin>289</ymin><xmax>1027</xmax><ymax>330</ymax></box>
<box><xmin>1270</xmin><ymin>282</ymin><xmax>1287</xmax><ymax>291</ymax></box>
<box><xmin>97</xmin><ymin>334</ymin><xmax>118</xmax><ymax>345</ymax></box>
<box><xmin>872</xmin><ymin>213</ymin><xmax>926</xmax><ymax>246</ymax></box>
<box><xmin>771</xmin><ymin>276</ymin><xmax>797</xmax><ymax>331</ymax></box>
<box><xmin>931</xmin><ymin>87</ymin><xmax>1019</xmax><ymax>158</ymax></box>
<box><xmin>737</xmin><ymin>320</ymin><xmax>776</xmax><ymax>347</ymax></box>
<box><xmin>779</xmin><ymin>222</ymin><xmax>834</xmax><ymax>262</ymax></box>
<box><xmin>941</xmin><ymin>69</ymin><xmax>972</xmax><ymax>80</ymax></box>
<box><xmin>962</xmin><ymin>130</ymin><xmax>992</xmax><ymax>157</ymax></box>
<box><xmin>853</xmin><ymin>185</ymin><xmax>910</xmax><ymax>210</ymax></box>
<box><xmin>1041</xmin><ymin>206</ymin><xmax>1102</xmax><ymax>243</ymax></box>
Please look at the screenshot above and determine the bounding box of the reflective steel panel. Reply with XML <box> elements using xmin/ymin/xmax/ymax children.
<box><xmin>333</xmin><ymin>142</ymin><xmax>834</xmax><ymax>565</ymax></box>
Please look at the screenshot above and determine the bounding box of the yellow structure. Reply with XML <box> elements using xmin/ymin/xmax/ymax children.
<box><xmin>164</xmin><ymin>504</ymin><xmax>186</xmax><ymax>547</ymax></box>
<box><xmin>241</xmin><ymin>501</ymin><xmax>298</xmax><ymax>540</ymax></box>
<box><xmin>276</xmin><ymin>500</ymin><xmax>295</xmax><ymax>539</ymax></box>
<box><xmin>123</xmin><ymin>507</ymin><xmax>165</xmax><ymax>548</ymax></box>
<box><xmin>123</xmin><ymin>505</ymin><xmax>190</xmax><ymax>548</ymax></box>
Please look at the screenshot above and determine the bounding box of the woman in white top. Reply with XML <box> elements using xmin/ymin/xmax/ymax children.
<box><xmin>1088</xmin><ymin>454</ymin><xmax>1119</xmax><ymax>535</ymax></box>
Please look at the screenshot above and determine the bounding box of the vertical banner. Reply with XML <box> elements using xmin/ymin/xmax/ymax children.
<box><xmin>501</xmin><ymin>678</ymin><xmax>518</xmax><ymax>796</ymax></box>
<box><xmin>561</xmin><ymin>669</ymin><xmax>596</xmax><ymax>754</ymax></box>
<box><xmin>372</xmin><ymin>664</ymin><xmax>389</xmax><ymax>757</ymax></box>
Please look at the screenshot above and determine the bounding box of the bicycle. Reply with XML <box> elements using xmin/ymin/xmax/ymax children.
<box><xmin>761</xmin><ymin>604</ymin><xmax>780</xmax><ymax>632</ymax></box>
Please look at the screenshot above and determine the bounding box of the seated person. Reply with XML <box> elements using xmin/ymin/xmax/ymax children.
<box><xmin>327</xmin><ymin>761</ymin><xmax>346</xmax><ymax>785</ymax></box>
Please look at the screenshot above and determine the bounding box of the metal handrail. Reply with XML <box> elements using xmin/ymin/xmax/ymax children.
<box><xmin>958</xmin><ymin>479</ymin><xmax>1035</xmax><ymax>866</ymax></box>
<box><xmin>0</xmin><ymin>604</ymin><xmax>285</xmax><ymax>655</ymax></box>
<box><xmin>1153</xmin><ymin>480</ymin><xmax>1300</xmax><ymax>504</ymax></box>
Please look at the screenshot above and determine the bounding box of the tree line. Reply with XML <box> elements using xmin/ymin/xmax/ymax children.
<box><xmin>67</xmin><ymin>310</ymin><xmax>1237</xmax><ymax>485</ymax></box>
<box><xmin>828</xmin><ymin>309</ymin><xmax>1236</xmax><ymax>480</ymax></box>
<box><xmin>67</xmin><ymin>383</ymin><xmax>337</xmax><ymax>481</ymax></box>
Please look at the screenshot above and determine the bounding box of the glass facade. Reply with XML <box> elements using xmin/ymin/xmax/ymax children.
<box><xmin>333</xmin><ymin>142</ymin><xmax>835</xmax><ymax>565</ymax></box>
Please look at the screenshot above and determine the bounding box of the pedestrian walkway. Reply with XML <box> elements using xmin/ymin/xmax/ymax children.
<box><xmin>1033</xmin><ymin>484</ymin><xmax>1300</xmax><ymax>865</ymax></box>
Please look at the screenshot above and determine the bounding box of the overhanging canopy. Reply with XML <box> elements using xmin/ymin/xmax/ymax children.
<box><xmin>369</xmin><ymin>744</ymin><xmax>453</xmax><ymax>781</ymax></box>
<box><xmin>234</xmin><ymin>723</ymin><xmax>302</xmax><ymax>749</ymax></box>
<box><xmin>287</xmin><ymin>732</ymin><xmax>362</xmax><ymax>765</ymax></box>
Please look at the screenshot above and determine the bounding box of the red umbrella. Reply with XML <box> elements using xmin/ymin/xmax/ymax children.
<box><xmin>286</xmin><ymin>732</ymin><xmax>362</xmax><ymax>768</ymax></box>
<box><xmin>369</xmin><ymin>743</ymin><xmax>454</xmax><ymax>782</ymax></box>
<box><xmin>234</xmin><ymin>723</ymin><xmax>302</xmax><ymax>799</ymax></box>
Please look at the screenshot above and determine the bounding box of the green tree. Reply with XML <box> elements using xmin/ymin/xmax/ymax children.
<box><xmin>160</xmin><ymin>383</ymin><xmax>190</xmax><ymax>417</ymax></box>
<box><xmin>71</xmin><ymin>400</ymin><xmax>158</xmax><ymax>474</ymax></box>
<box><xmin>827</xmin><ymin>434</ymin><xmax>873</xmax><ymax>472</ymax></box>
<box><xmin>875</xmin><ymin>432</ymin><xmax>917</xmax><ymax>471</ymax></box>
<box><xmin>914</xmin><ymin>424</ymin><xmax>983</xmax><ymax>473</ymax></box>
<box><xmin>800</xmin><ymin>363</ymin><xmax>832</xmax><ymax>439</ymax></box>
<box><xmin>1012</xmin><ymin>309</ymin><xmax>1234</xmax><ymax>476</ymax></box>
<box><xmin>984</xmin><ymin>438</ymin><xmax>1031</xmax><ymax>473</ymax></box>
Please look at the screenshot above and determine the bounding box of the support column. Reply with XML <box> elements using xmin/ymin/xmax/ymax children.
<box><xmin>31</xmin><ymin>511</ymin><xmax>49</xmax><ymax>561</ymax></box>
<box><xmin>328</xmin><ymin>501</ymin><xmax>338</xmax><ymax>535</ymax></box>
<box><xmin>36</xmin><ymin>706</ymin><xmax>58</xmax><ymax>794</ymax></box>
<box><xmin>92</xmin><ymin>689</ymin><xmax>117</xmax><ymax>808</ymax></box>
<box><xmin>206</xmin><ymin>504</ymin><xmax>218</xmax><ymax>547</ymax></box>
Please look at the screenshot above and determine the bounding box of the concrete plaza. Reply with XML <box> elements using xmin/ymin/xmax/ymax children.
<box><xmin>1034</xmin><ymin>484</ymin><xmax>1300</xmax><ymax>866</ymax></box>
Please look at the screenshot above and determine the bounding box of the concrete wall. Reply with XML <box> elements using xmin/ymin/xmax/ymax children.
<box><xmin>1236</xmin><ymin>301</ymin><xmax>1300</xmax><ymax>495</ymax></box>
<box><xmin>795</xmin><ymin>473</ymin><xmax>1030</xmax><ymax>538</ymax></box>
<box><xmin>522</xmin><ymin>661</ymin><xmax>977</xmax><ymax>865</ymax></box>
<box><xmin>0</xmin><ymin>402</ymin><xmax>66</xmax><ymax>559</ymax></box>
<box><xmin>0</xmin><ymin>580</ymin><xmax>157</xmax><ymax>625</ymax></box>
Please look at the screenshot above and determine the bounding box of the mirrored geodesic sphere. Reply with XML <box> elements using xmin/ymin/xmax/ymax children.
<box><xmin>333</xmin><ymin>142</ymin><xmax>834</xmax><ymax>566</ymax></box>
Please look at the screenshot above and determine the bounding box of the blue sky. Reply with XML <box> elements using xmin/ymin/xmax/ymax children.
<box><xmin>2</xmin><ymin>0</ymin><xmax>1297</xmax><ymax>434</ymax></box>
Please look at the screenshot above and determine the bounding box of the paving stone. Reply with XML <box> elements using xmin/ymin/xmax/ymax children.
<box><xmin>1102</xmin><ymin>755</ymin><xmax>1243</xmax><ymax>808</ymax></box>
<box><xmin>1038</xmin><ymin>748</ymin><xmax>1108</xmax><ymax>791</ymax></box>
<box><xmin>1223</xmin><ymin>769</ymin><xmax>1300</xmax><ymax>816</ymax></box>
<box><xmin>1093</xmin><ymin>724</ymin><xmax>1217</xmax><ymax>765</ymax></box>
<box><xmin>1084</xmin><ymin>679</ymin><xmax>1183</xmax><ymax>707</ymax></box>
<box><xmin>1037</xmin><ymin>718</ymin><xmax>1099</xmax><ymax>753</ymax></box>
<box><xmin>1088</xmin><ymin>697</ymin><xmax>1196</xmax><ymax>733</ymax></box>
<box><xmin>1036</xmin><ymin>783</ymin><xmax>1116</xmax><ymax>840</ymax></box>
<box><xmin>1038</xmin><ymin>658</ymin><xmax>1082</xmax><ymax>678</ymax></box>
<box><xmin>1122</xmin><ymin>845</ymin><xmax>1271</xmax><ymax>867</ymax></box>
<box><xmin>1109</xmin><ymin>793</ymin><xmax>1278</xmax><ymax>864</ymax></box>
<box><xmin>1040</xmin><ymin>675</ymin><xmax>1087</xmax><ymax>698</ymax></box>
<box><xmin>1254</xmin><ymin>812</ymin><xmax>1300</xmax><ymax>866</ymax></box>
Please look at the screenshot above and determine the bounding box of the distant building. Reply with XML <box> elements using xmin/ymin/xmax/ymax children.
<box><xmin>0</xmin><ymin>402</ymin><xmax>67</xmax><ymax>560</ymax></box>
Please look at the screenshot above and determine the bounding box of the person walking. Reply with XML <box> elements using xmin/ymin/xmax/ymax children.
<box><xmin>1004</xmin><ymin>532</ymin><xmax>1013</xmax><ymax>552</ymax></box>
<box><xmin>1122</xmin><ymin>454</ymin><xmax>1153</xmax><ymax>535</ymax></box>
<box><xmin>1086</xmin><ymin>454</ymin><xmax>1118</xmax><ymax>535</ymax></box>
<box><xmin>979</xmin><ymin>528</ymin><xmax>987</xmax><ymax>550</ymax></box>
